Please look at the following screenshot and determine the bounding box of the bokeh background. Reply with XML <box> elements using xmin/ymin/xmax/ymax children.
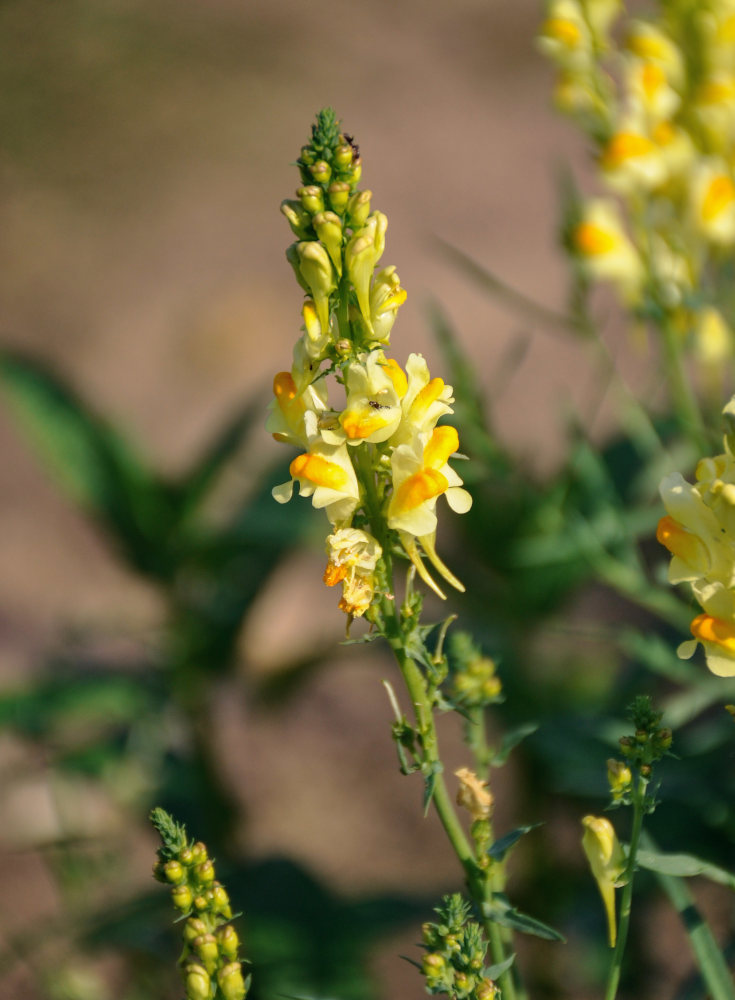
<box><xmin>4</xmin><ymin>2</ymin><xmax>732</xmax><ymax>999</ymax></box>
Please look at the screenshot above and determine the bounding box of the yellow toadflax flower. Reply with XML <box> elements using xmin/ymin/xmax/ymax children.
<box><xmin>323</xmin><ymin>527</ymin><xmax>382</xmax><ymax>617</ymax></box>
<box><xmin>572</xmin><ymin>199</ymin><xmax>644</xmax><ymax>302</ymax></box>
<box><xmin>581</xmin><ymin>815</ymin><xmax>626</xmax><ymax>947</ymax></box>
<box><xmin>690</xmin><ymin>159</ymin><xmax>735</xmax><ymax>246</ymax></box>
<box><xmin>455</xmin><ymin>767</ymin><xmax>493</xmax><ymax>821</ymax></box>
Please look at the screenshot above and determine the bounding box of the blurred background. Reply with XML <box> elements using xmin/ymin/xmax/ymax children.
<box><xmin>4</xmin><ymin>1</ymin><xmax>734</xmax><ymax>999</ymax></box>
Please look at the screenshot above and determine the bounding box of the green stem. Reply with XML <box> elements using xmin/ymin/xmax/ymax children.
<box><xmin>604</xmin><ymin>775</ymin><xmax>647</xmax><ymax>1000</ymax></box>
<box><xmin>387</xmin><ymin>615</ymin><xmax>519</xmax><ymax>1000</ymax></box>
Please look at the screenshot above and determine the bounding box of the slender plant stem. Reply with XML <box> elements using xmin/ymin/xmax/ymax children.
<box><xmin>604</xmin><ymin>775</ymin><xmax>648</xmax><ymax>1000</ymax></box>
<box><xmin>387</xmin><ymin>616</ymin><xmax>519</xmax><ymax>1000</ymax></box>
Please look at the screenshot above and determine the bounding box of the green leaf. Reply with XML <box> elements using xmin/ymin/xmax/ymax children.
<box><xmin>490</xmin><ymin>723</ymin><xmax>538</xmax><ymax>766</ymax></box>
<box><xmin>637</xmin><ymin>850</ymin><xmax>735</xmax><ymax>889</ymax></box>
<box><xmin>0</xmin><ymin>351</ymin><xmax>178</xmax><ymax>578</ymax></box>
<box><xmin>177</xmin><ymin>395</ymin><xmax>264</xmax><ymax>516</ymax></box>
<box><xmin>484</xmin><ymin>953</ymin><xmax>516</xmax><ymax>981</ymax></box>
<box><xmin>488</xmin><ymin>824</ymin><xmax>542</xmax><ymax>863</ymax></box>
<box><xmin>482</xmin><ymin>894</ymin><xmax>565</xmax><ymax>942</ymax></box>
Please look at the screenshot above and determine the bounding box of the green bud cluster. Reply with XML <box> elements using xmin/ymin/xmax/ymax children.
<box><xmin>150</xmin><ymin>808</ymin><xmax>250</xmax><ymax>1000</ymax></box>
<box><xmin>420</xmin><ymin>894</ymin><xmax>499</xmax><ymax>1000</ymax></box>
<box><xmin>446</xmin><ymin>632</ymin><xmax>502</xmax><ymax>710</ymax></box>
<box><xmin>281</xmin><ymin>108</ymin><xmax>405</xmax><ymax>358</ymax></box>
<box><xmin>618</xmin><ymin>695</ymin><xmax>673</xmax><ymax>774</ymax></box>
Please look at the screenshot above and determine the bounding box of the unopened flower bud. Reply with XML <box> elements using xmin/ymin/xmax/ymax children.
<box><xmin>310</xmin><ymin>159</ymin><xmax>332</xmax><ymax>185</ymax></box>
<box><xmin>455</xmin><ymin>767</ymin><xmax>493</xmax><ymax>821</ymax></box>
<box><xmin>345</xmin><ymin>158</ymin><xmax>362</xmax><ymax>186</ymax></box>
<box><xmin>191</xmin><ymin>842</ymin><xmax>208</xmax><ymax>864</ymax></box>
<box><xmin>296</xmin><ymin>240</ymin><xmax>336</xmax><ymax>333</ymax></box>
<box><xmin>422</xmin><ymin>953</ymin><xmax>446</xmax><ymax>975</ymax></box>
<box><xmin>334</xmin><ymin>142</ymin><xmax>354</xmax><ymax>169</ymax></box>
<box><xmin>183</xmin><ymin>917</ymin><xmax>208</xmax><ymax>945</ymax></box>
<box><xmin>335</xmin><ymin>338</ymin><xmax>352</xmax><ymax>356</ymax></box>
<box><xmin>476</xmin><ymin>978</ymin><xmax>499</xmax><ymax>1000</ymax></box>
<box><xmin>211</xmin><ymin>884</ymin><xmax>232</xmax><ymax>918</ymax></box>
<box><xmin>193</xmin><ymin>933</ymin><xmax>219</xmax><ymax>974</ymax></box>
<box><xmin>195</xmin><ymin>860</ymin><xmax>215</xmax><ymax>885</ymax></box>
<box><xmin>454</xmin><ymin>971</ymin><xmax>471</xmax><ymax>994</ymax></box>
<box><xmin>328</xmin><ymin>180</ymin><xmax>351</xmax><ymax>213</ymax></box>
<box><xmin>172</xmin><ymin>884</ymin><xmax>194</xmax><ymax>912</ymax></box>
<box><xmin>179</xmin><ymin>847</ymin><xmax>194</xmax><ymax>865</ymax></box>
<box><xmin>163</xmin><ymin>860</ymin><xmax>185</xmax><ymax>884</ymax></box>
<box><xmin>640</xmin><ymin>763</ymin><xmax>652</xmax><ymax>777</ymax></box>
<box><xmin>218</xmin><ymin>961</ymin><xmax>248</xmax><ymax>1000</ymax></box>
<box><xmin>280</xmin><ymin>199</ymin><xmax>312</xmax><ymax>239</ymax></box>
<box><xmin>217</xmin><ymin>924</ymin><xmax>240</xmax><ymax>960</ymax></box>
<box><xmin>193</xmin><ymin>895</ymin><xmax>208</xmax><ymax>912</ymax></box>
<box><xmin>657</xmin><ymin>728</ymin><xmax>673</xmax><ymax>750</ymax></box>
<box><xmin>297</xmin><ymin>185</ymin><xmax>324</xmax><ymax>215</ymax></box>
<box><xmin>184</xmin><ymin>962</ymin><xmax>211</xmax><ymax>1000</ymax></box>
<box><xmin>299</xmin><ymin>145</ymin><xmax>315</xmax><ymax>166</ymax></box>
<box><xmin>313</xmin><ymin>211</ymin><xmax>343</xmax><ymax>275</ymax></box>
<box><xmin>285</xmin><ymin>243</ymin><xmax>311</xmax><ymax>292</ymax></box>
<box><xmin>347</xmin><ymin>189</ymin><xmax>372</xmax><ymax>228</ymax></box>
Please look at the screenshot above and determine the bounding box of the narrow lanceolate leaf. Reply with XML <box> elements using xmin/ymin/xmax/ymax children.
<box><xmin>490</xmin><ymin>723</ymin><xmax>538</xmax><ymax>766</ymax></box>
<box><xmin>482</xmin><ymin>894</ymin><xmax>565</xmax><ymax>942</ymax></box>
<box><xmin>484</xmin><ymin>953</ymin><xmax>516</xmax><ymax>981</ymax></box>
<box><xmin>638</xmin><ymin>849</ymin><xmax>735</xmax><ymax>889</ymax></box>
<box><xmin>487</xmin><ymin>824</ymin><xmax>542</xmax><ymax>863</ymax></box>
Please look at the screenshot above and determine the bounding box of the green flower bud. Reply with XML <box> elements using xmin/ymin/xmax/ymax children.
<box><xmin>335</xmin><ymin>337</ymin><xmax>352</xmax><ymax>356</ymax></box>
<box><xmin>327</xmin><ymin>181</ymin><xmax>351</xmax><ymax>214</ymax></box>
<box><xmin>183</xmin><ymin>962</ymin><xmax>211</xmax><ymax>1000</ymax></box>
<box><xmin>297</xmin><ymin>185</ymin><xmax>324</xmax><ymax>215</ymax></box>
<box><xmin>296</xmin><ymin>240</ymin><xmax>336</xmax><ymax>333</ymax></box>
<box><xmin>193</xmin><ymin>894</ymin><xmax>209</xmax><ymax>912</ymax></box>
<box><xmin>454</xmin><ymin>970</ymin><xmax>472</xmax><ymax>996</ymax></box>
<box><xmin>179</xmin><ymin>846</ymin><xmax>194</xmax><ymax>865</ymax></box>
<box><xmin>476</xmin><ymin>978</ymin><xmax>499</xmax><ymax>1000</ymax></box>
<box><xmin>334</xmin><ymin>143</ymin><xmax>354</xmax><ymax>169</ymax></box>
<box><xmin>218</xmin><ymin>961</ymin><xmax>248</xmax><ymax>1000</ymax></box>
<box><xmin>172</xmin><ymin>884</ymin><xmax>194</xmax><ymax>912</ymax></box>
<box><xmin>280</xmin><ymin>199</ymin><xmax>312</xmax><ymax>239</ymax></box>
<box><xmin>299</xmin><ymin>145</ymin><xmax>315</xmax><ymax>166</ymax></box>
<box><xmin>347</xmin><ymin>189</ymin><xmax>372</xmax><ymax>228</ymax></box>
<box><xmin>163</xmin><ymin>860</ymin><xmax>185</xmax><ymax>885</ymax></box>
<box><xmin>344</xmin><ymin>158</ymin><xmax>362</xmax><ymax>186</ymax></box>
<box><xmin>657</xmin><ymin>727</ymin><xmax>673</xmax><ymax>750</ymax></box>
<box><xmin>309</xmin><ymin>159</ymin><xmax>332</xmax><ymax>185</ymax></box>
<box><xmin>422</xmin><ymin>952</ymin><xmax>446</xmax><ymax>976</ymax></box>
<box><xmin>313</xmin><ymin>211</ymin><xmax>343</xmax><ymax>276</ymax></box>
<box><xmin>195</xmin><ymin>860</ymin><xmax>215</xmax><ymax>886</ymax></box>
<box><xmin>193</xmin><ymin>933</ymin><xmax>220</xmax><ymax>975</ymax></box>
<box><xmin>183</xmin><ymin>917</ymin><xmax>208</xmax><ymax>945</ymax></box>
<box><xmin>285</xmin><ymin>242</ymin><xmax>311</xmax><ymax>292</ymax></box>
<box><xmin>211</xmin><ymin>884</ymin><xmax>232</xmax><ymax>918</ymax></box>
<box><xmin>191</xmin><ymin>842</ymin><xmax>208</xmax><ymax>864</ymax></box>
<box><xmin>217</xmin><ymin>924</ymin><xmax>240</xmax><ymax>961</ymax></box>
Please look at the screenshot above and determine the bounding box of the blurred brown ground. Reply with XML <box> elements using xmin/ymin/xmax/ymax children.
<box><xmin>0</xmin><ymin>0</ymin><xmax>652</xmax><ymax>996</ymax></box>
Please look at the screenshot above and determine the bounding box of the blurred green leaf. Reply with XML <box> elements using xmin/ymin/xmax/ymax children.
<box><xmin>638</xmin><ymin>849</ymin><xmax>735</xmax><ymax>888</ymax></box>
<box><xmin>488</xmin><ymin>824</ymin><xmax>542</xmax><ymax>862</ymax></box>
<box><xmin>490</xmin><ymin>724</ymin><xmax>538</xmax><ymax>767</ymax></box>
<box><xmin>482</xmin><ymin>894</ymin><xmax>565</xmax><ymax>942</ymax></box>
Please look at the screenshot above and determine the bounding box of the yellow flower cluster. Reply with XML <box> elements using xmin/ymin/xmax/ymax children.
<box><xmin>658</xmin><ymin>396</ymin><xmax>735</xmax><ymax>675</ymax></box>
<box><xmin>269</xmin><ymin>111</ymin><xmax>472</xmax><ymax>617</ymax></box>
<box><xmin>539</xmin><ymin>0</ymin><xmax>735</xmax><ymax>365</ymax></box>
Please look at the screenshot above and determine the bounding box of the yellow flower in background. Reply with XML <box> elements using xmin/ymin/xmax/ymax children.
<box><xmin>693</xmin><ymin>73</ymin><xmax>735</xmax><ymax>150</ymax></box>
<box><xmin>690</xmin><ymin>159</ymin><xmax>735</xmax><ymax>245</ymax></box>
<box><xmin>693</xmin><ymin>306</ymin><xmax>734</xmax><ymax>368</ymax></box>
<box><xmin>599</xmin><ymin>121</ymin><xmax>669</xmax><ymax>192</ymax></box>
<box><xmin>537</xmin><ymin>0</ymin><xmax>592</xmax><ymax>69</ymax></box>
<box><xmin>323</xmin><ymin>527</ymin><xmax>382</xmax><ymax>617</ymax></box>
<box><xmin>624</xmin><ymin>19</ymin><xmax>684</xmax><ymax>88</ymax></box>
<box><xmin>572</xmin><ymin>199</ymin><xmax>643</xmax><ymax>301</ymax></box>
<box><xmin>581</xmin><ymin>815</ymin><xmax>626</xmax><ymax>947</ymax></box>
<box><xmin>625</xmin><ymin>58</ymin><xmax>680</xmax><ymax>125</ymax></box>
